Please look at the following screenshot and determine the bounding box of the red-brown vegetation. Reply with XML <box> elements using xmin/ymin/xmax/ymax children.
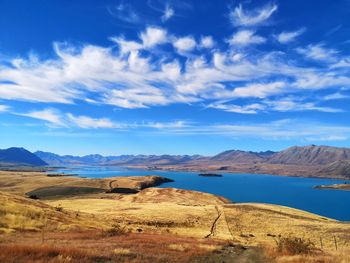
<box><xmin>0</xmin><ymin>230</ymin><xmax>226</xmax><ymax>263</ymax></box>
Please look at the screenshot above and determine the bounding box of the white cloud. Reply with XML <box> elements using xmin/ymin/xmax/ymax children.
<box><xmin>296</xmin><ymin>44</ymin><xmax>338</xmax><ymax>62</ymax></box>
<box><xmin>276</xmin><ymin>28</ymin><xmax>306</xmax><ymax>44</ymax></box>
<box><xmin>161</xmin><ymin>60</ymin><xmax>181</xmax><ymax>81</ymax></box>
<box><xmin>209</xmin><ymin>103</ymin><xmax>265</xmax><ymax>114</ymax></box>
<box><xmin>232</xmin><ymin>81</ymin><xmax>285</xmax><ymax>98</ymax></box>
<box><xmin>173</xmin><ymin>36</ymin><xmax>196</xmax><ymax>53</ymax></box>
<box><xmin>111</xmin><ymin>26</ymin><xmax>168</xmax><ymax>53</ymax></box>
<box><xmin>266</xmin><ymin>98</ymin><xmax>343</xmax><ymax>113</ymax></box>
<box><xmin>140</xmin><ymin>27</ymin><xmax>168</xmax><ymax>48</ymax></box>
<box><xmin>18</xmin><ymin>108</ymin><xmax>66</xmax><ymax>127</ymax></box>
<box><xmin>330</xmin><ymin>58</ymin><xmax>350</xmax><ymax>68</ymax></box>
<box><xmin>0</xmin><ymin>105</ymin><xmax>9</xmax><ymax>112</ymax></box>
<box><xmin>161</xmin><ymin>4</ymin><xmax>174</xmax><ymax>22</ymax></box>
<box><xmin>293</xmin><ymin>72</ymin><xmax>350</xmax><ymax>89</ymax></box>
<box><xmin>0</xmin><ymin>27</ymin><xmax>349</xmax><ymax>114</ymax></box>
<box><xmin>18</xmin><ymin>107</ymin><xmax>190</xmax><ymax>131</ymax></box>
<box><xmin>107</xmin><ymin>3</ymin><xmax>141</xmax><ymax>24</ymax></box>
<box><xmin>105</xmin><ymin>86</ymin><xmax>170</xmax><ymax>109</ymax></box>
<box><xmin>230</xmin><ymin>3</ymin><xmax>278</xmax><ymax>27</ymax></box>
<box><xmin>323</xmin><ymin>92</ymin><xmax>350</xmax><ymax>100</ymax></box>
<box><xmin>228</xmin><ymin>30</ymin><xmax>266</xmax><ymax>46</ymax></box>
<box><xmin>200</xmin><ymin>36</ymin><xmax>214</xmax><ymax>48</ymax></box>
<box><xmin>67</xmin><ymin>113</ymin><xmax>118</xmax><ymax>129</ymax></box>
<box><xmin>153</xmin><ymin>119</ymin><xmax>350</xmax><ymax>142</ymax></box>
<box><xmin>127</xmin><ymin>51</ymin><xmax>150</xmax><ymax>72</ymax></box>
<box><xmin>305</xmin><ymin>135</ymin><xmax>347</xmax><ymax>142</ymax></box>
<box><xmin>144</xmin><ymin>121</ymin><xmax>187</xmax><ymax>129</ymax></box>
<box><xmin>209</xmin><ymin>95</ymin><xmax>343</xmax><ymax>114</ymax></box>
<box><xmin>109</xmin><ymin>37</ymin><xmax>142</xmax><ymax>54</ymax></box>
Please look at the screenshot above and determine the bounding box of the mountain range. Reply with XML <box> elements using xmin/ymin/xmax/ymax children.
<box><xmin>34</xmin><ymin>151</ymin><xmax>203</xmax><ymax>166</ymax></box>
<box><xmin>1</xmin><ymin>145</ymin><xmax>350</xmax><ymax>178</ymax></box>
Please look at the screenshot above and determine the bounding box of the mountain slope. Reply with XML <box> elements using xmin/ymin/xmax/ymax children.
<box><xmin>210</xmin><ymin>150</ymin><xmax>263</xmax><ymax>164</ymax></box>
<box><xmin>319</xmin><ymin>160</ymin><xmax>350</xmax><ymax>178</ymax></box>
<box><xmin>210</xmin><ymin>150</ymin><xmax>275</xmax><ymax>164</ymax></box>
<box><xmin>268</xmin><ymin>145</ymin><xmax>350</xmax><ymax>165</ymax></box>
<box><xmin>0</xmin><ymin>148</ymin><xmax>47</xmax><ymax>166</ymax></box>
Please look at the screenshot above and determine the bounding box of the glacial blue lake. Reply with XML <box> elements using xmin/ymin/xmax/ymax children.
<box><xmin>51</xmin><ymin>166</ymin><xmax>350</xmax><ymax>221</ymax></box>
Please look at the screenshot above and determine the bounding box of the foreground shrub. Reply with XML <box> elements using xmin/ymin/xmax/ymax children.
<box><xmin>103</xmin><ymin>224</ymin><xmax>127</xmax><ymax>237</ymax></box>
<box><xmin>273</xmin><ymin>235</ymin><xmax>318</xmax><ymax>256</ymax></box>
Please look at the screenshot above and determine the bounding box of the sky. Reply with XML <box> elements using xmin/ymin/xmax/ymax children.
<box><xmin>1</xmin><ymin>0</ymin><xmax>350</xmax><ymax>156</ymax></box>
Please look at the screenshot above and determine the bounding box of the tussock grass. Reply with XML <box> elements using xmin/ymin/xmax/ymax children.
<box><xmin>0</xmin><ymin>191</ymin><xmax>106</xmax><ymax>233</ymax></box>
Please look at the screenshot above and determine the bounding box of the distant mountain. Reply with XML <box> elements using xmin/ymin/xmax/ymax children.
<box><xmin>0</xmin><ymin>147</ymin><xmax>47</xmax><ymax>166</ymax></box>
<box><xmin>34</xmin><ymin>151</ymin><xmax>125</xmax><ymax>166</ymax></box>
<box><xmin>210</xmin><ymin>150</ymin><xmax>274</xmax><ymax>164</ymax></box>
<box><xmin>267</xmin><ymin>145</ymin><xmax>350</xmax><ymax>165</ymax></box>
<box><xmin>34</xmin><ymin>151</ymin><xmax>203</xmax><ymax>166</ymax></box>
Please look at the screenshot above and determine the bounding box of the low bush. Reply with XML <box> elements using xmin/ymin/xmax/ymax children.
<box><xmin>275</xmin><ymin>236</ymin><xmax>317</xmax><ymax>255</ymax></box>
<box><xmin>104</xmin><ymin>224</ymin><xmax>127</xmax><ymax>237</ymax></box>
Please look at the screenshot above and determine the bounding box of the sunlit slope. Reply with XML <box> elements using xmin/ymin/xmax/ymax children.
<box><xmin>47</xmin><ymin>187</ymin><xmax>350</xmax><ymax>252</ymax></box>
<box><xmin>0</xmin><ymin>191</ymin><xmax>105</xmax><ymax>233</ymax></box>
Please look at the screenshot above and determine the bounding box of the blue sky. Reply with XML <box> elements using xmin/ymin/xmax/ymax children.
<box><xmin>1</xmin><ymin>0</ymin><xmax>350</xmax><ymax>155</ymax></box>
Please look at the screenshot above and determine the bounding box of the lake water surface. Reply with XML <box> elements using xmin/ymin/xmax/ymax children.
<box><xmin>52</xmin><ymin>166</ymin><xmax>350</xmax><ymax>221</ymax></box>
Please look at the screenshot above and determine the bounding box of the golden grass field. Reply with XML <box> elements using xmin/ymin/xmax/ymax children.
<box><xmin>0</xmin><ymin>170</ymin><xmax>350</xmax><ymax>262</ymax></box>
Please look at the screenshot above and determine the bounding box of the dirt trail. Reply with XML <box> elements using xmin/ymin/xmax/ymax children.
<box><xmin>108</xmin><ymin>180</ymin><xmax>118</xmax><ymax>189</ymax></box>
<box><xmin>205</xmin><ymin>206</ymin><xmax>222</xmax><ymax>238</ymax></box>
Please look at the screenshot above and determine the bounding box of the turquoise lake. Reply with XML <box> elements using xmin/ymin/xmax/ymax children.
<box><xmin>51</xmin><ymin>166</ymin><xmax>350</xmax><ymax>221</ymax></box>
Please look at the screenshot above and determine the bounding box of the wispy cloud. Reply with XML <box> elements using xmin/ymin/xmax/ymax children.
<box><xmin>18</xmin><ymin>108</ymin><xmax>190</xmax><ymax>131</ymax></box>
<box><xmin>66</xmin><ymin>114</ymin><xmax>120</xmax><ymax>129</ymax></box>
<box><xmin>323</xmin><ymin>92</ymin><xmax>350</xmax><ymax>100</ymax></box>
<box><xmin>209</xmin><ymin>102</ymin><xmax>265</xmax><ymax>114</ymax></box>
<box><xmin>227</xmin><ymin>30</ymin><xmax>266</xmax><ymax>46</ymax></box>
<box><xmin>325</xmin><ymin>24</ymin><xmax>342</xmax><ymax>37</ymax></box>
<box><xmin>0</xmin><ymin>19</ymin><xmax>349</xmax><ymax>115</ymax></box>
<box><xmin>107</xmin><ymin>2</ymin><xmax>141</xmax><ymax>24</ymax></box>
<box><xmin>161</xmin><ymin>4</ymin><xmax>174</xmax><ymax>22</ymax></box>
<box><xmin>230</xmin><ymin>3</ymin><xmax>278</xmax><ymax>27</ymax></box>
<box><xmin>296</xmin><ymin>43</ymin><xmax>338</xmax><ymax>62</ymax></box>
<box><xmin>0</xmin><ymin>105</ymin><xmax>9</xmax><ymax>112</ymax></box>
<box><xmin>276</xmin><ymin>28</ymin><xmax>306</xmax><ymax>44</ymax></box>
<box><xmin>152</xmin><ymin>119</ymin><xmax>350</xmax><ymax>142</ymax></box>
<box><xmin>209</xmin><ymin>95</ymin><xmax>343</xmax><ymax>115</ymax></box>
<box><xmin>18</xmin><ymin>108</ymin><xmax>66</xmax><ymax>127</ymax></box>
<box><xmin>12</xmin><ymin>106</ymin><xmax>350</xmax><ymax>142</ymax></box>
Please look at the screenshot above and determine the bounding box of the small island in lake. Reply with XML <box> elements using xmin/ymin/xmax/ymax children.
<box><xmin>314</xmin><ymin>183</ymin><xmax>350</xmax><ymax>191</ymax></box>
<box><xmin>198</xmin><ymin>173</ymin><xmax>223</xmax><ymax>177</ymax></box>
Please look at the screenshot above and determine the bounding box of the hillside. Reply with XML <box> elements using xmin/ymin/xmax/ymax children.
<box><xmin>319</xmin><ymin>160</ymin><xmax>350</xmax><ymax>178</ymax></box>
<box><xmin>0</xmin><ymin>148</ymin><xmax>47</xmax><ymax>166</ymax></box>
<box><xmin>267</xmin><ymin>145</ymin><xmax>350</xmax><ymax>165</ymax></box>
<box><xmin>210</xmin><ymin>150</ymin><xmax>274</xmax><ymax>164</ymax></box>
<box><xmin>0</xmin><ymin>191</ymin><xmax>101</xmax><ymax>233</ymax></box>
